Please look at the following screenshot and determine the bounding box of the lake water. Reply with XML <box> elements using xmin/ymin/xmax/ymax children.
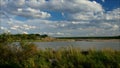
<box><xmin>34</xmin><ymin>41</ymin><xmax>120</xmax><ymax>50</ymax></box>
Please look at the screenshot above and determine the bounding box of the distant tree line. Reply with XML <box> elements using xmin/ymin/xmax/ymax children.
<box><xmin>56</xmin><ymin>36</ymin><xmax>120</xmax><ymax>39</ymax></box>
<box><xmin>0</xmin><ymin>33</ymin><xmax>48</xmax><ymax>42</ymax></box>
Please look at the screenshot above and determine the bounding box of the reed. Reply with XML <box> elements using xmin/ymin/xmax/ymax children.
<box><xmin>0</xmin><ymin>42</ymin><xmax>120</xmax><ymax>68</ymax></box>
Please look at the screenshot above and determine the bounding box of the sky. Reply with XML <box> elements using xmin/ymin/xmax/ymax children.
<box><xmin>0</xmin><ymin>0</ymin><xmax>120</xmax><ymax>37</ymax></box>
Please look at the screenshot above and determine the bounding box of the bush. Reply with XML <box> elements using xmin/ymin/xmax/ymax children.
<box><xmin>0</xmin><ymin>42</ymin><xmax>120</xmax><ymax>68</ymax></box>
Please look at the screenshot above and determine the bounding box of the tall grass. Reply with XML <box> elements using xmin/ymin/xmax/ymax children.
<box><xmin>0</xmin><ymin>42</ymin><xmax>120</xmax><ymax>68</ymax></box>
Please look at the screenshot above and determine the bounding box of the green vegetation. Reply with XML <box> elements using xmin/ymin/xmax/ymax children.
<box><xmin>0</xmin><ymin>33</ymin><xmax>48</xmax><ymax>42</ymax></box>
<box><xmin>0</xmin><ymin>33</ymin><xmax>120</xmax><ymax>68</ymax></box>
<box><xmin>56</xmin><ymin>36</ymin><xmax>120</xmax><ymax>39</ymax></box>
<box><xmin>0</xmin><ymin>41</ymin><xmax>120</xmax><ymax>68</ymax></box>
<box><xmin>1</xmin><ymin>33</ymin><xmax>120</xmax><ymax>42</ymax></box>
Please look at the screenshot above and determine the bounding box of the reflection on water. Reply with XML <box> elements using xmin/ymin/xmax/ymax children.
<box><xmin>34</xmin><ymin>41</ymin><xmax>120</xmax><ymax>50</ymax></box>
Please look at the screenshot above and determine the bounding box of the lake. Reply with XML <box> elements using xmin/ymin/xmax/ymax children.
<box><xmin>34</xmin><ymin>41</ymin><xmax>120</xmax><ymax>50</ymax></box>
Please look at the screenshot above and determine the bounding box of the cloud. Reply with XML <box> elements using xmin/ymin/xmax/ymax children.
<box><xmin>22</xmin><ymin>31</ymin><xmax>28</xmax><ymax>34</ymax></box>
<box><xmin>104</xmin><ymin>8</ymin><xmax>120</xmax><ymax>20</ymax></box>
<box><xmin>68</xmin><ymin>12</ymin><xmax>97</xmax><ymax>21</ymax></box>
<box><xmin>0</xmin><ymin>0</ymin><xmax>51</xmax><ymax>19</ymax></box>
<box><xmin>102</xmin><ymin>0</ymin><xmax>105</xmax><ymax>2</ymax></box>
<box><xmin>1</xmin><ymin>0</ymin><xmax>103</xmax><ymax>19</ymax></box>
<box><xmin>46</xmin><ymin>0</ymin><xmax>103</xmax><ymax>12</ymax></box>
<box><xmin>111</xmin><ymin>25</ymin><xmax>119</xmax><ymax>31</ymax></box>
<box><xmin>1</xmin><ymin>16</ymin><xmax>120</xmax><ymax>36</ymax></box>
<box><xmin>16</xmin><ymin>8</ymin><xmax>51</xmax><ymax>18</ymax></box>
<box><xmin>0</xmin><ymin>0</ymin><xmax>120</xmax><ymax>36</ymax></box>
<box><xmin>40</xmin><ymin>32</ymin><xmax>65</xmax><ymax>36</ymax></box>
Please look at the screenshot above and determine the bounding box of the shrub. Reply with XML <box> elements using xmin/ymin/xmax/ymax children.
<box><xmin>0</xmin><ymin>42</ymin><xmax>120</xmax><ymax>68</ymax></box>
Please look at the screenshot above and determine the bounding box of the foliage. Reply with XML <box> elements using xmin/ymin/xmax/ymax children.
<box><xmin>0</xmin><ymin>33</ymin><xmax>48</xmax><ymax>42</ymax></box>
<box><xmin>56</xmin><ymin>36</ymin><xmax>120</xmax><ymax>39</ymax></box>
<box><xmin>0</xmin><ymin>42</ymin><xmax>120</xmax><ymax>68</ymax></box>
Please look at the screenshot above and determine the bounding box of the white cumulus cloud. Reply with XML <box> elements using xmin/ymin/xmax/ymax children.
<box><xmin>0</xmin><ymin>0</ymin><xmax>120</xmax><ymax>36</ymax></box>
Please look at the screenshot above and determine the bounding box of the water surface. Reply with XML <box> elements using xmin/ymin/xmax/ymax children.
<box><xmin>34</xmin><ymin>41</ymin><xmax>120</xmax><ymax>50</ymax></box>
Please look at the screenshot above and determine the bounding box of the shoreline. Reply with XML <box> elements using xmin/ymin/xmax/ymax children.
<box><xmin>34</xmin><ymin>39</ymin><xmax>120</xmax><ymax>42</ymax></box>
<box><xmin>73</xmin><ymin>39</ymin><xmax>120</xmax><ymax>42</ymax></box>
<box><xmin>5</xmin><ymin>38</ymin><xmax>120</xmax><ymax>42</ymax></box>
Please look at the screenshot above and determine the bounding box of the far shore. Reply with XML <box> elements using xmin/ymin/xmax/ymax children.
<box><xmin>73</xmin><ymin>39</ymin><xmax>120</xmax><ymax>42</ymax></box>
<box><xmin>29</xmin><ymin>39</ymin><xmax>120</xmax><ymax>42</ymax></box>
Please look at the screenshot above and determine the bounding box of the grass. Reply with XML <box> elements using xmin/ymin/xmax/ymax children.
<box><xmin>0</xmin><ymin>42</ymin><xmax>120</xmax><ymax>68</ymax></box>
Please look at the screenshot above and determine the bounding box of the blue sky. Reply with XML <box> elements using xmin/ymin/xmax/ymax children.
<box><xmin>0</xmin><ymin>0</ymin><xmax>120</xmax><ymax>37</ymax></box>
<box><xmin>92</xmin><ymin>0</ymin><xmax>120</xmax><ymax>10</ymax></box>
